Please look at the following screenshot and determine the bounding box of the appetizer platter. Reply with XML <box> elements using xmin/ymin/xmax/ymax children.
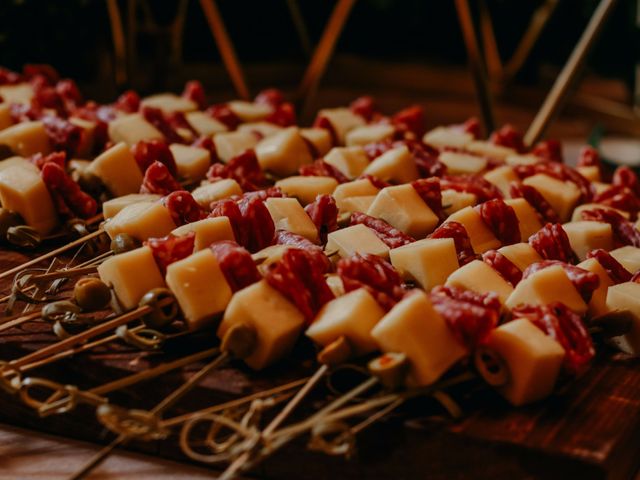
<box><xmin>0</xmin><ymin>63</ymin><xmax>639</xmax><ymax>480</ymax></box>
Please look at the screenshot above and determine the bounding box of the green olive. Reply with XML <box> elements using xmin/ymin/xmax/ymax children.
<box><xmin>6</xmin><ymin>225</ymin><xmax>41</xmax><ymax>248</ymax></box>
<box><xmin>110</xmin><ymin>233</ymin><xmax>141</xmax><ymax>254</ymax></box>
<box><xmin>0</xmin><ymin>208</ymin><xmax>23</xmax><ymax>239</ymax></box>
<box><xmin>74</xmin><ymin>277</ymin><xmax>111</xmax><ymax>311</ymax></box>
<box><xmin>138</xmin><ymin>288</ymin><xmax>178</xmax><ymax>329</ymax></box>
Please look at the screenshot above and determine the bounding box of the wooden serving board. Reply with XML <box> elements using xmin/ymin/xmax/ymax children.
<box><xmin>0</xmin><ymin>247</ymin><xmax>639</xmax><ymax>480</ymax></box>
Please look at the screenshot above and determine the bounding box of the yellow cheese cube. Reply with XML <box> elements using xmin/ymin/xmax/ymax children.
<box><xmin>275</xmin><ymin>176</ymin><xmax>338</xmax><ymax>205</ymax></box>
<box><xmin>339</xmin><ymin>195</ymin><xmax>377</xmax><ymax>214</ymax></box>
<box><xmin>300</xmin><ymin>127</ymin><xmax>332</xmax><ymax>156</ymax></box>
<box><xmin>371</xmin><ymin>291</ymin><xmax>467</xmax><ymax>386</ymax></box>
<box><xmin>572</xmin><ymin>203</ymin><xmax>629</xmax><ymax>222</ymax></box>
<box><xmin>486</xmin><ymin>319</ymin><xmax>565</xmax><ymax>406</ymax></box>
<box><xmin>506</xmin><ymin>265</ymin><xmax>588</xmax><ymax>314</ymax></box>
<box><xmin>610</xmin><ymin>246</ymin><xmax>640</xmax><ymax>274</ymax></box>
<box><xmin>367</xmin><ymin>184</ymin><xmax>438</xmax><ymax>238</ymax></box>
<box><xmin>442</xmin><ymin>189</ymin><xmax>477</xmax><ymax>215</ymax></box>
<box><xmin>172</xmin><ymin>216</ymin><xmax>235</xmax><ymax>251</ymax></box>
<box><xmin>237</xmin><ymin>122</ymin><xmax>283</xmax><ymax>139</ymax></box>
<box><xmin>0</xmin><ymin>83</ymin><xmax>33</xmax><ymax>104</ymax></box>
<box><xmin>213</xmin><ymin>131</ymin><xmax>258</xmax><ymax>163</ymax></box>
<box><xmin>466</xmin><ymin>140</ymin><xmax>516</xmax><ymax>160</ymax></box>
<box><xmin>576</xmin><ymin>166</ymin><xmax>600</xmax><ymax>182</ymax></box>
<box><xmin>169</xmin><ymin>144</ymin><xmax>211</xmax><ymax>182</ymax></box>
<box><xmin>326</xmin><ymin>224</ymin><xmax>389</xmax><ymax>259</ymax></box>
<box><xmin>497</xmin><ymin>243</ymin><xmax>542</xmax><ymax>272</ymax></box>
<box><xmin>333</xmin><ymin>178</ymin><xmax>379</xmax><ymax>211</ymax></box>
<box><xmin>446</xmin><ymin>206</ymin><xmax>500</xmax><ymax>253</ymax></box>
<box><xmin>578</xmin><ymin>258</ymin><xmax>613</xmax><ymax>318</ymax></box>
<box><xmin>307</xmin><ymin>288</ymin><xmax>385</xmax><ymax>356</ymax></box>
<box><xmin>446</xmin><ymin>259</ymin><xmax>514</xmax><ymax>304</ymax></box>
<box><xmin>316</xmin><ymin>108</ymin><xmax>365</xmax><ymax>145</ymax></box>
<box><xmin>345</xmin><ymin>124</ymin><xmax>395</xmax><ymax>147</ymax></box>
<box><xmin>439</xmin><ymin>151</ymin><xmax>488</xmax><ymax>175</ymax></box>
<box><xmin>103</xmin><ymin>193</ymin><xmax>162</xmax><ymax>219</ymax></box>
<box><xmin>483</xmin><ymin>165</ymin><xmax>519</xmax><ymax>197</ymax></box>
<box><xmin>0</xmin><ymin>156</ymin><xmax>38</xmax><ymax>174</ymax></box>
<box><xmin>324</xmin><ymin>146</ymin><xmax>369</xmax><ymax>179</ymax></box>
<box><xmin>505</xmin><ymin>198</ymin><xmax>543</xmax><ymax>241</ymax></box>
<box><xmin>606</xmin><ymin>282</ymin><xmax>640</xmax><ymax>354</ymax></box>
<box><xmin>191</xmin><ymin>179</ymin><xmax>243</xmax><ymax>208</ymax></box>
<box><xmin>141</xmin><ymin>93</ymin><xmax>197</xmax><ymax>113</ymax></box>
<box><xmin>165</xmin><ymin>249</ymin><xmax>232</xmax><ymax>330</ymax></box>
<box><xmin>265</xmin><ymin>197</ymin><xmax>318</xmax><ymax>242</ymax></box>
<box><xmin>0</xmin><ymin>103</ymin><xmax>13</xmax><ymax>131</ymax></box>
<box><xmin>217</xmin><ymin>280</ymin><xmax>305</xmax><ymax>370</ymax></box>
<box><xmin>390</xmin><ymin>238</ymin><xmax>458</xmax><ymax>290</ymax></box>
<box><xmin>0</xmin><ymin>121</ymin><xmax>50</xmax><ymax>157</ymax></box>
<box><xmin>592</xmin><ymin>181</ymin><xmax>610</xmax><ymax>196</ymax></box>
<box><xmin>228</xmin><ymin>100</ymin><xmax>272</xmax><ymax>121</ymax></box>
<box><xmin>422</xmin><ymin>126</ymin><xmax>473</xmax><ymax>149</ymax></box>
<box><xmin>522</xmin><ymin>174</ymin><xmax>580</xmax><ymax>222</ymax></box>
<box><xmin>562</xmin><ymin>221</ymin><xmax>613</xmax><ymax>261</ymax></box>
<box><xmin>0</xmin><ymin>164</ymin><xmax>57</xmax><ymax>234</ymax></box>
<box><xmin>185</xmin><ymin>111</ymin><xmax>228</xmax><ymax>136</ymax></box>
<box><xmin>362</xmin><ymin>145</ymin><xmax>419</xmax><ymax>184</ymax></box>
<box><xmin>87</xmin><ymin>142</ymin><xmax>143</xmax><ymax>197</ymax></box>
<box><xmin>98</xmin><ymin>246</ymin><xmax>165</xmax><ymax>310</ymax></box>
<box><xmin>108</xmin><ymin>114</ymin><xmax>163</xmax><ymax>145</ymax></box>
<box><xmin>104</xmin><ymin>201</ymin><xmax>176</xmax><ymax>241</ymax></box>
<box><xmin>255</xmin><ymin>127</ymin><xmax>313</xmax><ymax>176</ymax></box>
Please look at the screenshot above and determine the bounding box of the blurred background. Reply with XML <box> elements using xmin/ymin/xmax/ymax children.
<box><xmin>0</xmin><ymin>0</ymin><xmax>638</xmax><ymax>140</ymax></box>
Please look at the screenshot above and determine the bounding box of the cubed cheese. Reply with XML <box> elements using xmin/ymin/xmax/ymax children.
<box><xmin>228</xmin><ymin>101</ymin><xmax>272</xmax><ymax>122</ymax></box>
<box><xmin>165</xmin><ymin>249</ymin><xmax>233</xmax><ymax>330</ymax></box>
<box><xmin>578</xmin><ymin>258</ymin><xmax>613</xmax><ymax>318</ymax></box>
<box><xmin>326</xmin><ymin>224</ymin><xmax>389</xmax><ymax>259</ymax></box>
<box><xmin>371</xmin><ymin>291</ymin><xmax>467</xmax><ymax>386</ymax></box>
<box><xmin>442</xmin><ymin>189</ymin><xmax>477</xmax><ymax>215</ymax></box>
<box><xmin>213</xmin><ymin>131</ymin><xmax>259</xmax><ymax>163</ymax></box>
<box><xmin>265</xmin><ymin>197</ymin><xmax>318</xmax><ymax>242</ymax></box>
<box><xmin>576</xmin><ymin>166</ymin><xmax>600</xmax><ymax>183</ymax></box>
<box><xmin>0</xmin><ymin>121</ymin><xmax>50</xmax><ymax>157</ymax></box>
<box><xmin>505</xmin><ymin>198</ymin><xmax>543</xmax><ymax>241</ymax></box>
<box><xmin>486</xmin><ymin>319</ymin><xmax>565</xmax><ymax>406</ymax></box>
<box><xmin>446</xmin><ymin>259</ymin><xmax>514</xmax><ymax>304</ymax></box>
<box><xmin>506</xmin><ymin>265</ymin><xmax>588</xmax><ymax>314</ymax></box>
<box><xmin>466</xmin><ymin>141</ymin><xmax>516</xmax><ymax>160</ymax></box>
<box><xmin>345</xmin><ymin>124</ymin><xmax>394</xmax><ymax>147</ymax></box>
<box><xmin>0</xmin><ymin>156</ymin><xmax>38</xmax><ymax>174</ymax></box>
<box><xmin>339</xmin><ymin>195</ymin><xmax>377</xmax><ymax>214</ymax></box>
<box><xmin>609</xmin><ymin>246</ymin><xmax>640</xmax><ymax>274</ymax></box>
<box><xmin>172</xmin><ymin>216</ymin><xmax>235</xmax><ymax>251</ymax></box>
<box><xmin>446</xmin><ymin>207</ymin><xmax>500</xmax><ymax>253</ymax></box>
<box><xmin>191</xmin><ymin>179</ymin><xmax>243</xmax><ymax>208</ymax></box>
<box><xmin>217</xmin><ymin>280</ymin><xmax>305</xmax><ymax>370</ymax></box>
<box><xmin>185</xmin><ymin>111</ymin><xmax>228</xmax><ymax>136</ymax></box>
<box><xmin>497</xmin><ymin>243</ymin><xmax>542</xmax><ymax>272</ymax></box>
<box><xmin>275</xmin><ymin>176</ymin><xmax>338</xmax><ymax>205</ymax></box>
<box><xmin>439</xmin><ymin>151</ymin><xmax>487</xmax><ymax>175</ymax></box>
<box><xmin>562</xmin><ymin>221</ymin><xmax>613</xmax><ymax>261</ymax></box>
<box><xmin>362</xmin><ymin>145</ymin><xmax>419</xmax><ymax>184</ymax></box>
<box><xmin>324</xmin><ymin>146</ymin><xmax>369</xmax><ymax>179</ymax></box>
<box><xmin>169</xmin><ymin>144</ymin><xmax>211</xmax><ymax>181</ymax></box>
<box><xmin>0</xmin><ymin>103</ymin><xmax>12</xmax><ymax>131</ymax></box>
<box><xmin>104</xmin><ymin>201</ymin><xmax>176</xmax><ymax>241</ymax></box>
<box><xmin>141</xmin><ymin>93</ymin><xmax>197</xmax><ymax>113</ymax></box>
<box><xmin>316</xmin><ymin>108</ymin><xmax>365</xmax><ymax>145</ymax></box>
<box><xmin>98</xmin><ymin>246</ymin><xmax>165</xmax><ymax>310</ymax></box>
<box><xmin>522</xmin><ymin>174</ymin><xmax>580</xmax><ymax>222</ymax></box>
<box><xmin>300</xmin><ymin>128</ymin><xmax>332</xmax><ymax>156</ymax></box>
<box><xmin>367</xmin><ymin>184</ymin><xmax>438</xmax><ymax>238</ymax></box>
<box><xmin>333</xmin><ymin>178</ymin><xmax>379</xmax><ymax>211</ymax></box>
<box><xmin>255</xmin><ymin>127</ymin><xmax>313</xmax><ymax>176</ymax></box>
<box><xmin>422</xmin><ymin>126</ymin><xmax>473</xmax><ymax>149</ymax></box>
<box><xmin>103</xmin><ymin>193</ymin><xmax>162</xmax><ymax>219</ymax></box>
<box><xmin>0</xmin><ymin>83</ymin><xmax>33</xmax><ymax>104</ymax></box>
<box><xmin>484</xmin><ymin>165</ymin><xmax>519</xmax><ymax>197</ymax></box>
<box><xmin>390</xmin><ymin>238</ymin><xmax>458</xmax><ymax>290</ymax></box>
<box><xmin>307</xmin><ymin>288</ymin><xmax>385</xmax><ymax>356</ymax></box>
<box><xmin>108</xmin><ymin>114</ymin><xmax>163</xmax><ymax>145</ymax></box>
<box><xmin>0</xmin><ymin>164</ymin><xmax>57</xmax><ymax>234</ymax></box>
<box><xmin>87</xmin><ymin>142</ymin><xmax>143</xmax><ymax>197</ymax></box>
<box><xmin>237</xmin><ymin>122</ymin><xmax>283</xmax><ymax>139</ymax></box>
<box><xmin>606</xmin><ymin>282</ymin><xmax>640</xmax><ymax>354</ymax></box>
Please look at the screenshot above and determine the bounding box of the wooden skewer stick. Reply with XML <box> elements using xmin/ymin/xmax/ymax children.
<box><xmin>454</xmin><ymin>0</ymin><xmax>496</xmax><ymax>136</ymax></box>
<box><xmin>297</xmin><ymin>0</ymin><xmax>358</xmax><ymax>119</ymax></box>
<box><xmin>524</xmin><ymin>0</ymin><xmax>618</xmax><ymax>146</ymax></box>
<box><xmin>199</xmin><ymin>0</ymin><xmax>250</xmax><ymax>100</ymax></box>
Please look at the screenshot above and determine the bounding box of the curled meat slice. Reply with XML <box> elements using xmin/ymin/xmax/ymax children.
<box><xmin>587</xmin><ymin>249</ymin><xmax>632</xmax><ymax>284</ymax></box>
<box><xmin>528</xmin><ymin>223</ymin><xmax>577</xmax><ymax>263</ymax></box>
<box><xmin>350</xmin><ymin>212</ymin><xmax>414</xmax><ymax>249</ymax></box>
<box><xmin>476</xmin><ymin>198</ymin><xmax>520</xmax><ymax>246</ymax></box>
<box><xmin>411</xmin><ymin>178</ymin><xmax>446</xmax><ymax>222</ymax></box>
<box><xmin>428</xmin><ymin>221</ymin><xmax>476</xmax><ymax>266</ymax></box>
<box><xmin>164</xmin><ymin>190</ymin><xmax>204</xmax><ymax>226</ymax></box>
<box><xmin>209</xmin><ymin>240</ymin><xmax>261</xmax><ymax>292</ymax></box>
<box><xmin>304</xmin><ymin>194</ymin><xmax>338</xmax><ymax>244</ymax></box>
<box><xmin>299</xmin><ymin>159</ymin><xmax>349</xmax><ymax>183</ymax></box>
<box><xmin>482</xmin><ymin>249</ymin><xmax>522</xmax><ymax>286</ymax></box>
<box><xmin>141</xmin><ymin>161</ymin><xmax>182</xmax><ymax>196</ymax></box>
<box><xmin>207</xmin><ymin>149</ymin><xmax>268</xmax><ymax>191</ymax></box>
<box><xmin>41</xmin><ymin>162</ymin><xmax>97</xmax><ymax>219</ymax></box>
<box><xmin>132</xmin><ymin>139</ymin><xmax>177</xmax><ymax>177</ymax></box>
<box><xmin>523</xmin><ymin>260</ymin><xmax>599</xmax><ymax>303</ymax></box>
<box><xmin>580</xmin><ymin>207</ymin><xmax>640</xmax><ymax>248</ymax></box>
<box><xmin>510</xmin><ymin>183</ymin><xmax>559</xmax><ymax>223</ymax></box>
<box><xmin>145</xmin><ymin>232</ymin><xmax>195</xmax><ymax>274</ymax></box>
